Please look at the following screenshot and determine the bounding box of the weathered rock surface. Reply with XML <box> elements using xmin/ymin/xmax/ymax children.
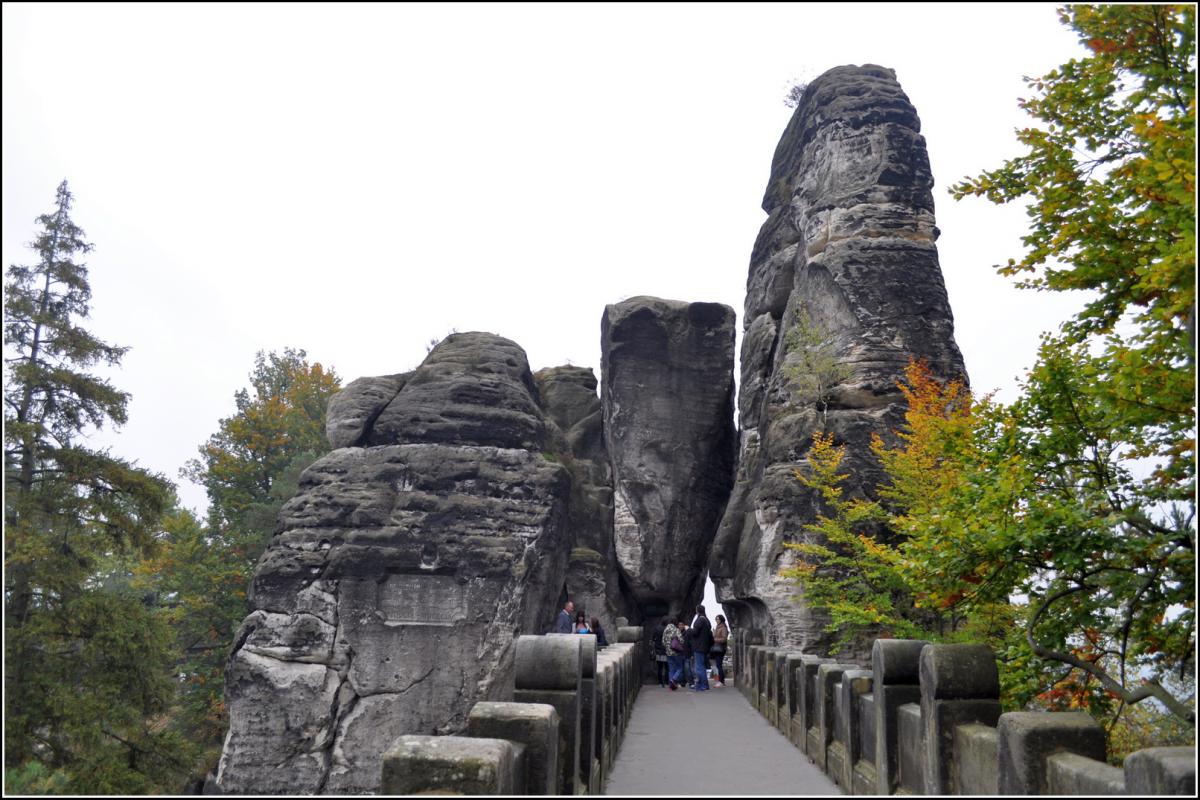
<box><xmin>368</xmin><ymin>334</ymin><xmax>546</xmax><ymax>450</ymax></box>
<box><xmin>325</xmin><ymin>373</ymin><xmax>410</xmax><ymax>449</ymax></box>
<box><xmin>601</xmin><ymin>296</ymin><xmax>737</xmax><ymax>619</ymax></box>
<box><xmin>534</xmin><ymin>366</ymin><xmax>635</xmax><ymax>632</ymax></box>
<box><xmin>216</xmin><ymin>333</ymin><xmax>572</xmax><ymax>794</ymax></box>
<box><xmin>710</xmin><ymin>65</ymin><xmax>967</xmax><ymax>655</ymax></box>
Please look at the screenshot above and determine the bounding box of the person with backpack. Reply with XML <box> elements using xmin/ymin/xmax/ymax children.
<box><xmin>651</xmin><ymin>619</ymin><xmax>669</xmax><ymax>686</ymax></box>
<box><xmin>662</xmin><ymin>618</ymin><xmax>687</xmax><ymax>690</ymax></box>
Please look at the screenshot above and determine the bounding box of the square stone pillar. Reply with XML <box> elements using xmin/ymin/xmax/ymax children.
<box><xmin>871</xmin><ymin>638</ymin><xmax>928</xmax><ymax>794</ymax></box>
<box><xmin>833</xmin><ymin>669</ymin><xmax>872</xmax><ymax>792</ymax></box>
<box><xmin>783</xmin><ymin>653</ymin><xmax>806</xmax><ymax>745</ymax></box>
<box><xmin>797</xmin><ymin>654</ymin><xmax>827</xmax><ymax>754</ymax></box>
<box><xmin>514</xmin><ymin>635</ymin><xmax>582</xmax><ymax>796</ymax></box>
<box><xmin>997</xmin><ymin>711</ymin><xmax>1105</xmax><ymax>794</ymax></box>
<box><xmin>763</xmin><ymin>649</ymin><xmax>779</xmax><ymax>726</ymax></box>
<box><xmin>382</xmin><ymin>735</ymin><xmax>524</xmax><ymax>795</ymax></box>
<box><xmin>1124</xmin><ymin>746</ymin><xmax>1196</xmax><ymax>795</ymax></box>
<box><xmin>920</xmin><ymin>643</ymin><xmax>1002</xmax><ymax>795</ymax></box>
<box><xmin>467</xmin><ymin>702</ymin><xmax>560</xmax><ymax>795</ymax></box>
<box><xmin>548</xmin><ymin>634</ymin><xmax>598</xmax><ymax>795</ymax></box>
<box><xmin>812</xmin><ymin>663</ymin><xmax>854</xmax><ymax>772</ymax></box>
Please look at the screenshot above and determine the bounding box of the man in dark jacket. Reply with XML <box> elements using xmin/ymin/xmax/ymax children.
<box><xmin>554</xmin><ymin>600</ymin><xmax>575</xmax><ymax>634</ymax></box>
<box><xmin>690</xmin><ymin>605</ymin><xmax>713</xmax><ymax>691</ymax></box>
<box><xmin>681</xmin><ymin>622</ymin><xmax>694</xmax><ymax>686</ymax></box>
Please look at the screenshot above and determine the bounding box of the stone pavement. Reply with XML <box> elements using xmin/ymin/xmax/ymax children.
<box><xmin>603</xmin><ymin>680</ymin><xmax>840</xmax><ymax>795</ymax></box>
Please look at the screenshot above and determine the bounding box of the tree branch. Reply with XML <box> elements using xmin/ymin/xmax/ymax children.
<box><xmin>1027</xmin><ymin>583</ymin><xmax>1195</xmax><ymax>722</ymax></box>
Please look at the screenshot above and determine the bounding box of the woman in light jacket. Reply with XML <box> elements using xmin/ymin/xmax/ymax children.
<box><xmin>711</xmin><ymin>614</ymin><xmax>730</xmax><ymax>687</ymax></box>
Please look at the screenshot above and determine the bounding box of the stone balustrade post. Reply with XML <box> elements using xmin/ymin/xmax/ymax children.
<box><xmin>812</xmin><ymin>662</ymin><xmax>855</xmax><ymax>772</ymax></box>
<box><xmin>763</xmin><ymin>649</ymin><xmax>779</xmax><ymax>726</ymax></box>
<box><xmin>466</xmin><ymin>702</ymin><xmax>560</xmax><ymax>795</ymax></box>
<box><xmin>513</xmin><ymin>635</ymin><xmax>582</xmax><ymax>795</ymax></box>
<box><xmin>382</xmin><ymin>735</ymin><xmax>525</xmax><ymax>795</ymax></box>
<box><xmin>831</xmin><ymin>669</ymin><xmax>872</xmax><ymax>792</ymax></box>
<box><xmin>797</xmin><ymin>654</ymin><xmax>828</xmax><ymax>754</ymax></box>
<box><xmin>1124</xmin><ymin>747</ymin><xmax>1197</xmax><ymax>795</ymax></box>
<box><xmin>596</xmin><ymin>654</ymin><xmax>616</xmax><ymax>774</ymax></box>
<box><xmin>747</xmin><ymin>645</ymin><xmax>763</xmax><ymax>707</ymax></box>
<box><xmin>920</xmin><ymin>643</ymin><xmax>1002</xmax><ymax>795</ymax></box>
<box><xmin>871</xmin><ymin>638</ymin><xmax>928</xmax><ymax>794</ymax></box>
<box><xmin>783</xmin><ymin>653</ymin><xmax>805</xmax><ymax>745</ymax></box>
<box><xmin>997</xmin><ymin>711</ymin><xmax>1105</xmax><ymax>795</ymax></box>
<box><xmin>774</xmin><ymin>650</ymin><xmax>791</xmax><ymax>735</ymax></box>
<box><xmin>738</xmin><ymin>629</ymin><xmax>763</xmax><ymax>695</ymax></box>
<box><xmin>548</xmin><ymin>633</ymin><xmax>598</xmax><ymax>795</ymax></box>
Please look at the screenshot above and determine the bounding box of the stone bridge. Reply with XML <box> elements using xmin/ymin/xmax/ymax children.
<box><xmin>380</xmin><ymin>631</ymin><xmax>1193</xmax><ymax>795</ymax></box>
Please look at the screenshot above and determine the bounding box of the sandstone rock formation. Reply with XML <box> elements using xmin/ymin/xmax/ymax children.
<box><xmin>601</xmin><ymin>296</ymin><xmax>737</xmax><ymax>620</ymax></box>
<box><xmin>216</xmin><ymin>333</ymin><xmax>572</xmax><ymax>794</ymax></box>
<box><xmin>534</xmin><ymin>366</ymin><xmax>635</xmax><ymax>633</ymax></box>
<box><xmin>709</xmin><ymin>65</ymin><xmax>967</xmax><ymax>655</ymax></box>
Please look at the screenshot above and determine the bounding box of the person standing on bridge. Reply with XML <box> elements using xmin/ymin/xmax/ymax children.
<box><xmin>681</xmin><ymin>621</ymin><xmax>695</xmax><ymax>687</ymax></box>
<box><xmin>651</xmin><ymin>619</ymin><xmax>669</xmax><ymax>686</ymax></box>
<box><xmin>664</xmin><ymin>619</ymin><xmax>686</xmax><ymax>690</ymax></box>
<box><xmin>590</xmin><ymin>616</ymin><xmax>609</xmax><ymax>648</ymax></box>
<box><xmin>711</xmin><ymin>614</ymin><xmax>729</xmax><ymax>687</ymax></box>
<box><xmin>690</xmin><ymin>605</ymin><xmax>713</xmax><ymax>692</ymax></box>
<box><xmin>554</xmin><ymin>600</ymin><xmax>575</xmax><ymax>634</ymax></box>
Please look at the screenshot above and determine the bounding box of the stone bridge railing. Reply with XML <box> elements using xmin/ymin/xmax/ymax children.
<box><xmin>381</xmin><ymin>627</ymin><xmax>643</xmax><ymax>794</ymax></box>
<box><xmin>733</xmin><ymin>633</ymin><xmax>1194</xmax><ymax>795</ymax></box>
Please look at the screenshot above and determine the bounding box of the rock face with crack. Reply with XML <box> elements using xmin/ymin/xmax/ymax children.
<box><xmin>215</xmin><ymin>333</ymin><xmax>571</xmax><ymax>794</ymax></box>
<box><xmin>601</xmin><ymin>296</ymin><xmax>737</xmax><ymax>620</ymax></box>
<box><xmin>709</xmin><ymin>65</ymin><xmax>967</xmax><ymax>656</ymax></box>
<box><xmin>534</xmin><ymin>365</ymin><xmax>636</xmax><ymax>632</ymax></box>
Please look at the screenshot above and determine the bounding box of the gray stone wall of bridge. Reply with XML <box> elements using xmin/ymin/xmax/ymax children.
<box><xmin>381</xmin><ymin>627</ymin><xmax>644</xmax><ymax>795</ymax></box>
<box><xmin>376</xmin><ymin>625</ymin><xmax>1194</xmax><ymax>795</ymax></box>
<box><xmin>732</xmin><ymin>630</ymin><xmax>1195</xmax><ymax>796</ymax></box>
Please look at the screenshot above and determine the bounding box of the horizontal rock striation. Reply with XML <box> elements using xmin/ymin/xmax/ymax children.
<box><xmin>711</xmin><ymin>65</ymin><xmax>967</xmax><ymax>655</ymax></box>
<box><xmin>216</xmin><ymin>333</ymin><xmax>572</xmax><ymax>794</ymax></box>
<box><xmin>601</xmin><ymin>296</ymin><xmax>737</xmax><ymax>620</ymax></box>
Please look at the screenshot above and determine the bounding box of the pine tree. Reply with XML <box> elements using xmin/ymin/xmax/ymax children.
<box><xmin>3</xmin><ymin>181</ymin><xmax>193</xmax><ymax>791</ymax></box>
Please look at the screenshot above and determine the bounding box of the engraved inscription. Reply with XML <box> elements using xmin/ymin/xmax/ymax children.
<box><xmin>378</xmin><ymin>574</ymin><xmax>465</xmax><ymax>626</ymax></box>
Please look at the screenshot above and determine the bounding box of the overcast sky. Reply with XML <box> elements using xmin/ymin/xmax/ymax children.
<box><xmin>3</xmin><ymin>2</ymin><xmax>1087</xmax><ymax>534</ymax></box>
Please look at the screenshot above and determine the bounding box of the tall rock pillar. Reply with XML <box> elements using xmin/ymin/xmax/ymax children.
<box><xmin>710</xmin><ymin>65</ymin><xmax>967</xmax><ymax>654</ymax></box>
<box><xmin>601</xmin><ymin>296</ymin><xmax>737</xmax><ymax>621</ymax></box>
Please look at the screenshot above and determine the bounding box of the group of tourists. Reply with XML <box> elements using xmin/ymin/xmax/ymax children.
<box><xmin>652</xmin><ymin>605</ymin><xmax>728</xmax><ymax>691</ymax></box>
<box><xmin>553</xmin><ymin>599</ymin><xmax>610</xmax><ymax>648</ymax></box>
<box><xmin>552</xmin><ymin>600</ymin><xmax>731</xmax><ymax>682</ymax></box>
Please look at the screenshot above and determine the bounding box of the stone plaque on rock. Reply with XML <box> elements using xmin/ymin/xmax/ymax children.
<box><xmin>377</xmin><ymin>574</ymin><xmax>465</xmax><ymax>626</ymax></box>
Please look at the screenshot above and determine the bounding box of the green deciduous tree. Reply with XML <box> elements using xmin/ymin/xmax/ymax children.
<box><xmin>138</xmin><ymin>350</ymin><xmax>340</xmax><ymax>770</ymax></box>
<box><xmin>3</xmin><ymin>180</ymin><xmax>195</xmax><ymax>791</ymax></box>
<box><xmin>949</xmin><ymin>4</ymin><xmax>1195</xmax><ymax>725</ymax></box>
<box><xmin>951</xmin><ymin>3</ymin><xmax>1194</xmax><ymax>493</ymax></box>
<box><xmin>780</xmin><ymin>431</ymin><xmax>924</xmax><ymax>648</ymax></box>
<box><xmin>783</xmin><ymin>306</ymin><xmax>850</xmax><ymax>429</ymax></box>
<box><xmin>182</xmin><ymin>348</ymin><xmax>339</xmax><ymax>552</ymax></box>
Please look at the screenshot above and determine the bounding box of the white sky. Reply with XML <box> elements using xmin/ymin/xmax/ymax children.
<box><xmin>4</xmin><ymin>2</ymin><xmax>1087</xmax><ymax>532</ymax></box>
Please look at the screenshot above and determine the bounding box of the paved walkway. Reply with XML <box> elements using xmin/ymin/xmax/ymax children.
<box><xmin>603</xmin><ymin>681</ymin><xmax>840</xmax><ymax>795</ymax></box>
